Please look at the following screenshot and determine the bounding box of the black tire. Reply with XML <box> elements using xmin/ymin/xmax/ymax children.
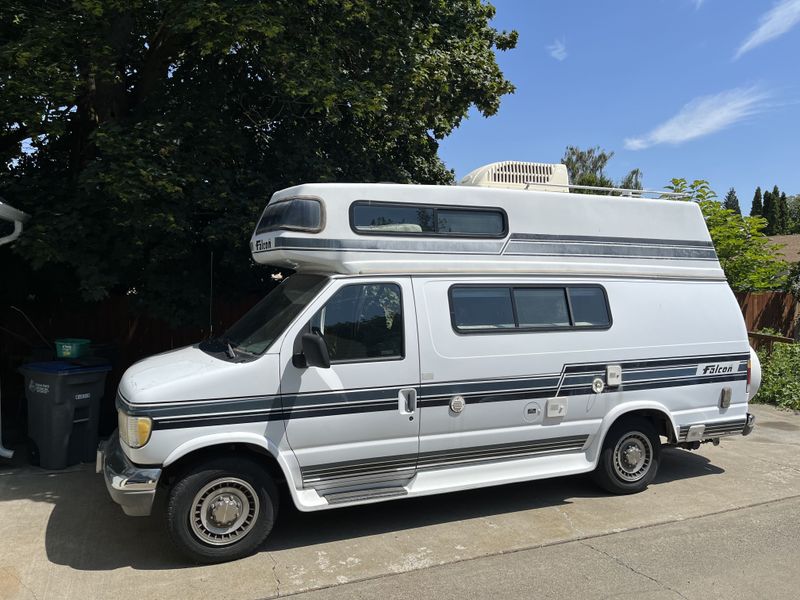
<box><xmin>592</xmin><ymin>417</ymin><xmax>661</xmax><ymax>495</ymax></box>
<box><xmin>166</xmin><ymin>456</ymin><xmax>278</xmax><ymax>564</ymax></box>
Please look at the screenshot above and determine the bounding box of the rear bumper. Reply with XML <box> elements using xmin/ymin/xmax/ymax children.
<box><xmin>97</xmin><ymin>433</ymin><xmax>162</xmax><ymax>517</ymax></box>
<box><xmin>679</xmin><ymin>413</ymin><xmax>756</xmax><ymax>443</ymax></box>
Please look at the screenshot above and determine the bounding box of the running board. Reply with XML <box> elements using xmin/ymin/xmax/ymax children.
<box><xmin>323</xmin><ymin>487</ymin><xmax>408</xmax><ymax>505</ymax></box>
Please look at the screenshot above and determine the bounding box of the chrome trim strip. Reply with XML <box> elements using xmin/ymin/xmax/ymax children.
<box><xmin>300</xmin><ymin>435</ymin><xmax>589</xmax><ymax>486</ymax></box>
<box><xmin>507</xmin><ymin>233</ymin><xmax>715</xmax><ymax>248</ymax></box>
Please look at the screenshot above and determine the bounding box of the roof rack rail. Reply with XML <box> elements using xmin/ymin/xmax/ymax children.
<box><xmin>523</xmin><ymin>181</ymin><xmax>689</xmax><ymax>199</ymax></box>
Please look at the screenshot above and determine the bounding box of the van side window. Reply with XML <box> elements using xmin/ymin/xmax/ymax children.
<box><xmin>310</xmin><ymin>283</ymin><xmax>404</xmax><ymax>362</ymax></box>
<box><xmin>436</xmin><ymin>208</ymin><xmax>505</xmax><ymax>235</ymax></box>
<box><xmin>449</xmin><ymin>285</ymin><xmax>611</xmax><ymax>333</ymax></box>
<box><xmin>351</xmin><ymin>204</ymin><xmax>435</xmax><ymax>234</ymax></box>
<box><xmin>449</xmin><ymin>287</ymin><xmax>515</xmax><ymax>330</ymax></box>
<box><xmin>351</xmin><ymin>201</ymin><xmax>506</xmax><ymax>237</ymax></box>
<box><xmin>513</xmin><ymin>288</ymin><xmax>570</xmax><ymax>328</ymax></box>
<box><xmin>568</xmin><ymin>286</ymin><xmax>611</xmax><ymax>327</ymax></box>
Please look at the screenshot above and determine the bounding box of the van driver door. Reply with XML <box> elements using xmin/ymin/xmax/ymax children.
<box><xmin>278</xmin><ymin>277</ymin><xmax>421</xmax><ymax>497</ymax></box>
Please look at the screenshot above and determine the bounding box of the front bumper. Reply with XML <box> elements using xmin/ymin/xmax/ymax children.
<box><xmin>96</xmin><ymin>432</ymin><xmax>162</xmax><ymax>517</ymax></box>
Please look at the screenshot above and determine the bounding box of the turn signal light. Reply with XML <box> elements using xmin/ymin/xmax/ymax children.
<box><xmin>118</xmin><ymin>410</ymin><xmax>153</xmax><ymax>448</ymax></box>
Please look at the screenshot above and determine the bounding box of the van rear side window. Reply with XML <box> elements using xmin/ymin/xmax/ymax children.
<box><xmin>256</xmin><ymin>198</ymin><xmax>322</xmax><ymax>234</ymax></box>
<box><xmin>449</xmin><ymin>285</ymin><xmax>611</xmax><ymax>333</ymax></box>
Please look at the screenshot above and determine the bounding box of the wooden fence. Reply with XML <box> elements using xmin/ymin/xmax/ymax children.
<box><xmin>747</xmin><ymin>331</ymin><xmax>795</xmax><ymax>353</ymax></box>
<box><xmin>735</xmin><ymin>291</ymin><xmax>798</xmax><ymax>339</ymax></box>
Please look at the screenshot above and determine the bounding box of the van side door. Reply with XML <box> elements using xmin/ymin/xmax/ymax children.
<box><xmin>413</xmin><ymin>278</ymin><xmax>612</xmax><ymax>472</ymax></box>
<box><xmin>279</xmin><ymin>277</ymin><xmax>421</xmax><ymax>496</ymax></box>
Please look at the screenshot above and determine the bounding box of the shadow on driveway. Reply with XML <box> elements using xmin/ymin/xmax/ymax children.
<box><xmin>0</xmin><ymin>446</ymin><xmax>722</xmax><ymax>571</ymax></box>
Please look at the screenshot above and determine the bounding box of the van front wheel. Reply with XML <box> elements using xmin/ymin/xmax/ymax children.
<box><xmin>166</xmin><ymin>457</ymin><xmax>278</xmax><ymax>564</ymax></box>
<box><xmin>592</xmin><ymin>417</ymin><xmax>661</xmax><ymax>495</ymax></box>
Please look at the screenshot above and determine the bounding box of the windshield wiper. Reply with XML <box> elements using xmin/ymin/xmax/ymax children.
<box><xmin>201</xmin><ymin>336</ymin><xmax>241</xmax><ymax>359</ymax></box>
<box><xmin>219</xmin><ymin>338</ymin><xmax>257</xmax><ymax>359</ymax></box>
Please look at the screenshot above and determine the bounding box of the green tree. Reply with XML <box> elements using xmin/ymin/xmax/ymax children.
<box><xmin>787</xmin><ymin>194</ymin><xmax>800</xmax><ymax>233</ymax></box>
<box><xmin>781</xmin><ymin>192</ymin><xmax>792</xmax><ymax>233</ymax></box>
<box><xmin>0</xmin><ymin>0</ymin><xmax>517</xmax><ymax>323</ymax></box>
<box><xmin>763</xmin><ymin>189</ymin><xmax>776</xmax><ymax>235</ymax></box>
<box><xmin>664</xmin><ymin>178</ymin><xmax>717</xmax><ymax>202</ymax></box>
<box><xmin>751</xmin><ymin>186</ymin><xmax>763</xmax><ymax>216</ymax></box>
<box><xmin>722</xmin><ymin>187</ymin><xmax>741</xmax><ymax>215</ymax></box>
<box><xmin>619</xmin><ymin>168</ymin><xmax>643</xmax><ymax>191</ymax></box>
<box><xmin>762</xmin><ymin>185</ymin><xmax>788</xmax><ymax>235</ymax></box>
<box><xmin>664</xmin><ymin>178</ymin><xmax>787</xmax><ymax>291</ymax></box>
<box><xmin>777</xmin><ymin>188</ymin><xmax>789</xmax><ymax>234</ymax></box>
<box><xmin>561</xmin><ymin>146</ymin><xmax>642</xmax><ymax>194</ymax></box>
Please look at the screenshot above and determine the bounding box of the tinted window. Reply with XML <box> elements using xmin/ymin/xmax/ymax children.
<box><xmin>450</xmin><ymin>285</ymin><xmax>610</xmax><ymax>333</ymax></box>
<box><xmin>514</xmin><ymin>288</ymin><xmax>570</xmax><ymax>327</ymax></box>
<box><xmin>256</xmin><ymin>198</ymin><xmax>321</xmax><ymax>234</ymax></box>
<box><xmin>351</xmin><ymin>202</ymin><xmax>506</xmax><ymax>237</ymax></box>
<box><xmin>450</xmin><ymin>287</ymin><xmax>515</xmax><ymax>330</ymax></box>
<box><xmin>351</xmin><ymin>204</ymin><xmax>435</xmax><ymax>233</ymax></box>
<box><xmin>437</xmin><ymin>209</ymin><xmax>505</xmax><ymax>235</ymax></box>
<box><xmin>311</xmin><ymin>283</ymin><xmax>403</xmax><ymax>362</ymax></box>
<box><xmin>569</xmin><ymin>287</ymin><xmax>610</xmax><ymax>327</ymax></box>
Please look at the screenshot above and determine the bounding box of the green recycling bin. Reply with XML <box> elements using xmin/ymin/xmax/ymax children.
<box><xmin>20</xmin><ymin>359</ymin><xmax>112</xmax><ymax>470</ymax></box>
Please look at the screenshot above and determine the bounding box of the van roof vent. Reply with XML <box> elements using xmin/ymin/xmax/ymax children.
<box><xmin>459</xmin><ymin>161</ymin><xmax>570</xmax><ymax>192</ymax></box>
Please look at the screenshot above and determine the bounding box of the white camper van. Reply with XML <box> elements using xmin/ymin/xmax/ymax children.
<box><xmin>98</xmin><ymin>161</ymin><xmax>759</xmax><ymax>563</ymax></box>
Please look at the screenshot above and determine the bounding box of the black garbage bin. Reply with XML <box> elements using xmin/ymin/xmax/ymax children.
<box><xmin>20</xmin><ymin>359</ymin><xmax>112</xmax><ymax>470</ymax></box>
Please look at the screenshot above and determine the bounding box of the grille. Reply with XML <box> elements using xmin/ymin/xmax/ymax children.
<box><xmin>489</xmin><ymin>161</ymin><xmax>556</xmax><ymax>185</ymax></box>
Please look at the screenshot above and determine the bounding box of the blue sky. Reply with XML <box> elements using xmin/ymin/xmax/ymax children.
<box><xmin>438</xmin><ymin>0</ymin><xmax>800</xmax><ymax>213</ymax></box>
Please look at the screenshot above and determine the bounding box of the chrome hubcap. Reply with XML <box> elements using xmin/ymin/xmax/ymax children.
<box><xmin>210</xmin><ymin>494</ymin><xmax>242</xmax><ymax>527</ymax></box>
<box><xmin>613</xmin><ymin>431</ymin><xmax>652</xmax><ymax>482</ymax></box>
<box><xmin>190</xmin><ymin>477</ymin><xmax>259</xmax><ymax>546</ymax></box>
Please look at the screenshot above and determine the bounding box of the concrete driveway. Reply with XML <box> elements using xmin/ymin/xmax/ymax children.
<box><xmin>1</xmin><ymin>403</ymin><xmax>799</xmax><ymax>600</ymax></box>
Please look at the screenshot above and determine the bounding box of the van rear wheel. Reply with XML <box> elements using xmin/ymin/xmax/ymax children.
<box><xmin>592</xmin><ymin>417</ymin><xmax>661</xmax><ymax>495</ymax></box>
<box><xmin>166</xmin><ymin>456</ymin><xmax>278</xmax><ymax>564</ymax></box>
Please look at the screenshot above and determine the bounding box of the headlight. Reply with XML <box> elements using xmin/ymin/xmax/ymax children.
<box><xmin>118</xmin><ymin>410</ymin><xmax>153</xmax><ymax>448</ymax></box>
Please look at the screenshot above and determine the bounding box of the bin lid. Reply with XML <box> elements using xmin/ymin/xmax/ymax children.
<box><xmin>20</xmin><ymin>359</ymin><xmax>112</xmax><ymax>375</ymax></box>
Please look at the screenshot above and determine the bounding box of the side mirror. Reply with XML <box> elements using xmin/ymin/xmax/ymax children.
<box><xmin>300</xmin><ymin>333</ymin><xmax>330</xmax><ymax>369</ymax></box>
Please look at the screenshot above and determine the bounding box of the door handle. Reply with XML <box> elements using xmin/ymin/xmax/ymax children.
<box><xmin>398</xmin><ymin>388</ymin><xmax>417</xmax><ymax>414</ymax></box>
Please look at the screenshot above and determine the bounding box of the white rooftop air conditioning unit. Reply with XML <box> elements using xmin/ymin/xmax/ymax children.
<box><xmin>459</xmin><ymin>161</ymin><xmax>570</xmax><ymax>192</ymax></box>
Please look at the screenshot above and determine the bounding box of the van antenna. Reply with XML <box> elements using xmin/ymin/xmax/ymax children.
<box><xmin>208</xmin><ymin>250</ymin><xmax>214</xmax><ymax>339</ymax></box>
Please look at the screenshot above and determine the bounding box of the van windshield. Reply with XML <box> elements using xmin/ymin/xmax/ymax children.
<box><xmin>218</xmin><ymin>274</ymin><xmax>329</xmax><ymax>356</ymax></box>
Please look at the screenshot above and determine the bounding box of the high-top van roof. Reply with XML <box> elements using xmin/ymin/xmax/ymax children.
<box><xmin>250</xmin><ymin>183</ymin><xmax>722</xmax><ymax>281</ymax></box>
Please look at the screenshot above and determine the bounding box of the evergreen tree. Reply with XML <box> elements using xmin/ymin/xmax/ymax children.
<box><xmin>763</xmin><ymin>189</ymin><xmax>776</xmax><ymax>235</ymax></box>
<box><xmin>775</xmin><ymin>186</ymin><xmax>788</xmax><ymax>234</ymax></box>
<box><xmin>782</xmin><ymin>192</ymin><xmax>795</xmax><ymax>233</ymax></box>
<box><xmin>751</xmin><ymin>187</ymin><xmax>763</xmax><ymax>216</ymax></box>
<box><xmin>723</xmin><ymin>188</ymin><xmax>741</xmax><ymax>214</ymax></box>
